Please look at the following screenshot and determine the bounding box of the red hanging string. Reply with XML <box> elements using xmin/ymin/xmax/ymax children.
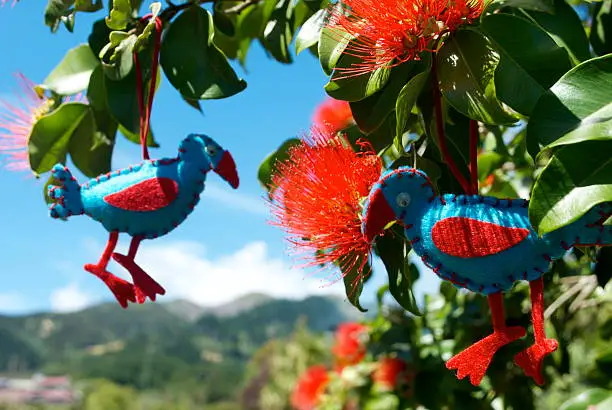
<box><xmin>134</xmin><ymin>15</ymin><xmax>163</xmax><ymax>161</ymax></box>
<box><xmin>469</xmin><ymin>119</ymin><xmax>479</xmax><ymax>195</ymax></box>
<box><xmin>431</xmin><ymin>58</ymin><xmax>471</xmax><ymax>194</ymax></box>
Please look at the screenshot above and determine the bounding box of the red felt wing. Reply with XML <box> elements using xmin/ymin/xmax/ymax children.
<box><xmin>103</xmin><ymin>178</ymin><xmax>179</xmax><ymax>212</ymax></box>
<box><xmin>432</xmin><ymin>217</ymin><xmax>530</xmax><ymax>258</ymax></box>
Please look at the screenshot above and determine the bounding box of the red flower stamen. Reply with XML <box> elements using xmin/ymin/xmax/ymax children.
<box><xmin>327</xmin><ymin>0</ymin><xmax>484</xmax><ymax>77</ymax></box>
<box><xmin>332</xmin><ymin>322</ymin><xmax>368</xmax><ymax>369</ymax></box>
<box><xmin>268</xmin><ymin>128</ymin><xmax>382</xmax><ymax>279</ymax></box>
<box><xmin>291</xmin><ymin>365</ymin><xmax>330</xmax><ymax>410</ymax></box>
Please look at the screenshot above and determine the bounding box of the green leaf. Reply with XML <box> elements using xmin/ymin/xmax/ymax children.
<box><xmin>325</xmin><ymin>46</ymin><xmax>392</xmax><ymax>102</ymax></box>
<box><xmin>160</xmin><ymin>6</ymin><xmax>247</xmax><ymax>100</ymax></box>
<box><xmin>43</xmin><ymin>44</ymin><xmax>100</xmax><ymax>96</ymax></box>
<box><xmin>28</xmin><ymin>102</ymin><xmax>91</xmax><ymax>174</ymax></box>
<box><xmin>559</xmin><ymin>388</ymin><xmax>612</xmax><ymax>410</ymax></box>
<box><xmin>213</xmin><ymin>9</ymin><xmax>236</xmax><ymax>37</ymax></box>
<box><xmin>480</xmin><ymin>14</ymin><xmax>572</xmax><ymax>116</ymax></box>
<box><xmin>436</xmin><ymin>29</ymin><xmax>518</xmax><ymax>125</ymax></box>
<box><xmin>257</xmin><ymin>138</ymin><xmax>301</xmax><ymax>191</ymax></box>
<box><xmin>590</xmin><ymin>0</ymin><xmax>612</xmax><ymax>57</ymax></box>
<box><xmin>477</xmin><ymin>151</ymin><xmax>504</xmax><ymax>180</ymax></box>
<box><xmin>263</xmin><ymin>0</ymin><xmax>295</xmax><ymax>63</ymax></box>
<box><xmin>68</xmin><ymin>106</ymin><xmax>113</xmax><ymax>178</ymax></box>
<box><xmin>528</xmin><ymin>55</ymin><xmax>612</xmax><ymax>150</ymax></box>
<box><xmin>523</xmin><ymin>0</ymin><xmax>591</xmax><ymax>64</ymax></box>
<box><xmin>489</xmin><ymin>0</ymin><xmax>554</xmax><ymax>12</ymax></box>
<box><xmin>395</xmin><ymin>57</ymin><xmax>431</xmax><ymax>140</ymax></box>
<box><xmin>529</xmin><ymin>140</ymin><xmax>612</xmax><ymax>235</ymax></box>
<box><xmin>100</xmin><ymin>32</ymin><xmax>137</xmax><ymax>81</ymax></box>
<box><xmin>106</xmin><ymin>0</ymin><xmax>132</xmax><ymax>30</ymax></box>
<box><xmin>104</xmin><ymin>68</ymin><xmax>158</xmax><ymax>147</ymax></box>
<box><xmin>133</xmin><ymin>2</ymin><xmax>162</xmax><ymax>52</ymax></box>
<box><xmin>44</xmin><ymin>0</ymin><xmax>103</xmax><ymax>32</ymax></box>
<box><xmin>88</xmin><ymin>19</ymin><xmax>113</xmax><ymax>58</ymax></box>
<box><xmin>342</xmin><ymin>261</ymin><xmax>368</xmax><ymax>312</ymax></box>
<box><xmin>73</xmin><ymin>66</ymin><xmax>117</xmax><ymax>178</ymax></box>
<box><xmin>295</xmin><ymin>9</ymin><xmax>327</xmax><ymax>55</ymax></box>
<box><xmin>374</xmin><ymin>225</ymin><xmax>422</xmax><ymax>315</ymax></box>
<box><xmin>318</xmin><ymin>27</ymin><xmax>353</xmax><ymax>76</ymax></box>
<box><xmin>349</xmin><ymin>61</ymin><xmax>421</xmax><ymax>134</ymax></box>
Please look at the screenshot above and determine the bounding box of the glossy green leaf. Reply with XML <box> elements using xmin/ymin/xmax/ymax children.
<box><xmin>262</xmin><ymin>0</ymin><xmax>295</xmax><ymax>64</ymax></box>
<box><xmin>72</xmin><ymin>66</ymin><xmax>117</xmax><ymax>178</ymax></box>
<box><xmin>523</xmin><ymin>0</ymin><xmax>591</xmax><ymax>64</ymax></box>
<box><xmin>342</xmin><ymin>261</ymin><xmax>368</xmax><ymax>312</ymax></box>
<box><xmin>528</xmin><ymin>55</ymin><xmax>612</xmax><ymax>150</ymax></box>
<box><xmin>480</xmin><ymin>14</ymin><xmax>571</xmax><ymax>116</ymax></box>
<box><xmin>160</xmin><ymin>6</ymin><xmax>247</xmax><ymax>100</ymax></box>
<box><xmin>489</xmin><ymin>0</ymin><xmax>554</xmax><ymax>12</ymax></box>
<box><xmin>106</xmin><ymin>0</ymin><xmax>131</xmax><ymax>30</ymax></box>
<box><xmin>529</xmin><ymin>140</ymin><xmax>612</xmax><ymax>235</ymax></box>
<box><xmin>44</xmin><ymin>0</ymin><xmax>103</xmax><ymax>32</ymax></box>
<box><xmin>325</xmin><ymin>46</ymin><xmax>391</xmax><ymax>102</ymax></box>
<box><xmin>349</xmin><ymin>61</ymin><xmax>420</xmax><ymax>134</ymax></box>
<box><xmin>88</xmin><ymin>19</ymin><xmax>112</xmax><ymax>59</ymax></box>
<box><xmin>133</xmin><ymin>2</ymin><xmax>162</xmax><ymax>51</ymax></box>
<box><xmin>374</xmin><ymin>225</ymin><xmax>422</xmax><ymax>316</ymax></box>
<box><xmin>295</xmin><ymin>9</ymin><xmax>327</xmax><ymax>55</ymax></box>
<box><xmin>43</xmin><ymin>44</ymin><xmax>100</xmax><ymax>96</ymax></box>
<box><xmin>28</xmin><ymin>102</ymin><xmax>90</xmax><ymax>174</ymax></box>
<box><xmin>591</xmin><ymin>0</ymin><xmax>612</xmax><ymax>57</ymax></box>
<box><xmin>395</xmin><ymin>57</ymin><xmax>431</xmax><ymax>140</ymax></box>
<box><xmin>477</xmin><ymin>151</ymin><xmax>504</xmax><ymax>180</ymax></box>
<box><xmin>436</xmin><ymin>29</ymin><xmax>518</xmax><ymax>125</ymax></box>
<box><xmin>104</xmin><ymin>69</ymin><xmax>157</xmax><ymax>147</ymax></box>
<box><xmin>99</xmin><ymin>32</ymin><xmax>137</xmax><ymax>81</ymax></box>
<box><xmin>318</xmin><ymin>27</ymin><xmax>352</xmax><ymax>76</ymax></box>
<box><xmin>257</xmin><ymin>138</ymin><xmax>301</xmax><ymax>191</ymax></box>
<box><xmin>559</xmin><ymin>388</ymin><xmax>612</xmax><ymax>410</ymax></box>
<box><xmin>213</xmin><ymin>9</ymin><xmax>236</xmax><ymax>37</ymax></box>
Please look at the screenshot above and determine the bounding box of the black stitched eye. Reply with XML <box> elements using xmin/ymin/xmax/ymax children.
<box><xmin>206</xmin><ymin>145</ymin><xmax>217</xmax><ymax>156</ymax></box>
<box><xmin>396</xmin><ymin>192</ymin><xmax>411</xmax><ymax>208</ymax></box>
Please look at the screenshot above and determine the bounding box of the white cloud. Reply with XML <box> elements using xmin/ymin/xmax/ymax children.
<box><xmin>131</xmin><ymin>240</ymin><xmax>344</xmax><ymax>307</ymax></box>
<box><xmin>0</xmin><ymin>292</ymin><xmax>28</xmax><ymax>313</ymax></box>
<box><xmin>50</xmin><ymin>283</ymin><xmax>96</xmax><ymax>313</ymax></box>
<box><xmin>202</xmin><ymin>183</ymin><xmax>268</xmax><ymax>216</ymax></box>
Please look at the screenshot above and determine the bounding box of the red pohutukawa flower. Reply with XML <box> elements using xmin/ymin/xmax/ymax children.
<box><xmin>291</xmin><ymin>365</ymin><xmax>330</xmax><ymax>410</ymax></box>
<box><xmin>312</xmin><ymin>97</ymin><xmax>354</xmax><ymax>136</ymax></box>
<box><xmin>328</xmin><ymin>0</ymin><xmax>485</xmax><ymax>76</ymax></box>
<box><xmin>269</xmin><ymin>128</ymin><xmax>382</xmax><ymax>276</ymax></box>
<box><xmin>372</xmin><ymin>357</ymin><xmax>415</xmax><ymax>394</ymax></box>
<box><xmin>332</xmin><ymin>322</ymin><xmax>368</xmax><ymax>368</ymax></box>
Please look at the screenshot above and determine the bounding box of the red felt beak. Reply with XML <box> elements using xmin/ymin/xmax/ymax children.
<box><xmin>214</xmin><ymin>151</ymin><xmax>240</xmax><ymax>189</ymax></box>
<box><xmin>362</xmin><ymin>188</ymin><xmax>396</xmax><ymax>243</ymax></box>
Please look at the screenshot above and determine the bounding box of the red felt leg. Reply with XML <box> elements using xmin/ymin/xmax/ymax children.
<box><xmin>112</xmin><ymin>236</ymin><xmax>166</xmax><ymax>302</ymax></box>
<box><xmin>446</xmin><ymin>292</ymin><xmax>526</xmax><ymax>386</ymax></box>
<box><xmin>84</xmin><ymin>232</ymin><xmax>138</xmax><ymax>308</ymax></box>
<box><xmin>513</xmin><ymin>277</ymin><xmax>558</xmax><ymax>385</ymax></box>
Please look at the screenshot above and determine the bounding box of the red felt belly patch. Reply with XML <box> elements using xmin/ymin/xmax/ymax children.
<box><xmin>432</xmin><ymin>217</ymin><xmax>530</xmax><ymax>258</ymax></box>
<box><xmin>104</xmin><ymin>178</ymin><xmax>179</xmax><ymax>212</ymax></box>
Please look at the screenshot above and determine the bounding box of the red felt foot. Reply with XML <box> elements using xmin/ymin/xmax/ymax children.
<box><xmin>446</xmin><ymin>326</ymin><xmax>526</xmax><ymax>386</ymax></box>
<box><xmin>84</xmin><ymin>263</ymin><xmax>137</xmax><ymax>308</ymax></box>
<box><xmin>514</xmin><ymin>338</ymin><xmax>558</xmax><ymax>385</ymax></box>
<box><xmin>112</xmin><ymin>253</ymin><xmax>166</xmax><ymax>301</ymax></box>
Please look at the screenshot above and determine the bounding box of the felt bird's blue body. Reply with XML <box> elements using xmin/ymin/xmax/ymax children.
<box><xmin>362</xmin><ymin>167</ymin><xmax>612</xmax><ymax>386</ymax></box>
<box><xmin>47</xmin><ymin>134</ymin><xmax>239</xmax><ymax>308</ymax></box>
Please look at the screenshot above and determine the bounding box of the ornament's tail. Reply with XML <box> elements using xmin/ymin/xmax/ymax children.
<box><xmin>48</xmin><ymin>164</ymin><xmax>84</xmax><ymax>219</ymax></box>
<box><xmin>559</xmin><ymin>202</ymin><xmax>612</xmax><ymax>247</ymax></box>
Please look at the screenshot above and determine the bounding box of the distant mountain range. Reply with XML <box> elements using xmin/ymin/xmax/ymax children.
<box><xmin>0</xmin><ymin>293</ymin><xmax>362</xmax><ymax>395</ymax></box>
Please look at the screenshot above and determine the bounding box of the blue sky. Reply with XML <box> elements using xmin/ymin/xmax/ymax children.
<box><xmin>0</xmin><ymin>1</ymin><xmax>439</xmax><ymax>314</ymax></box>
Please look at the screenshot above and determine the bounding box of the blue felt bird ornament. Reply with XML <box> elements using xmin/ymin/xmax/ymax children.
<box><xmin>47</xmin><ymin>134</ymin><xmax>239</xmax><ymax>308</ymax></box>
<box><xmin>361</xmin><ymin>166</ymin><xmax>612</xmax><ymax>386</ymax></box>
